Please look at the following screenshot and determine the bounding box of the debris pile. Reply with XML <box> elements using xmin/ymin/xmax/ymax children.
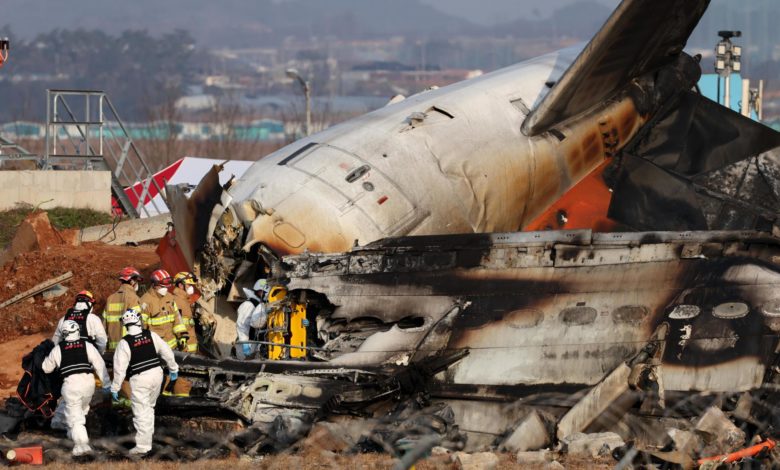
<box><xmin>0</xmin><ymin>212</ymin><xmax>159</xmax><ymax>343</ymax></box>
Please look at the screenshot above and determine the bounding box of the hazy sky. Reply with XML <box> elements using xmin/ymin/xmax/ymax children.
<box><xmin>420</xmin><ymin>0</ymin><xmax>618</xmax><ymax>25</ymax></box>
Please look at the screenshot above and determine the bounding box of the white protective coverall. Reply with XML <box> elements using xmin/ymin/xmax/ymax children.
<box><xmin>50</xmin><ymin>306</ymin><xmax>109</xmax><ymax>431</ymax></box>
<box><xmin>51</xmin><ymin>313</ymin><xmax>108</xmax><ymax>353</ymax></box>
<box><xmin>235</xmin><ymin>288</ymin><xmax>268</xmax><ymax>359</ymax></box>
<box><xmin>42</xmin><ymin>337</ymin><xmax>110</xmax><ymax>456</ymax></box>
<box><xmin>110</xmin><ymin>325</ymin><xmax>178</xmax><ymax>454</ymax></box>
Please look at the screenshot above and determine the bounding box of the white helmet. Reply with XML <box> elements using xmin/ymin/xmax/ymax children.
<box><xmin>60</xmin><ymin>320</ymin><xmax>80</xmax><ymax>340</ymax></box>
<box><xmin>253</xmin><ymin>279</ymin><xmax>270</xmax><ymax>293</ymax></box>
<box><xmin>121</xmin><ymin>306</ymin><xmax>142</xmax><ymax>327</ymax></box>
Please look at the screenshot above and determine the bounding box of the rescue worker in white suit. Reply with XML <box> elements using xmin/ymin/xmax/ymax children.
<box><xmin>42</xmin><ymin>320</ymin><xmax>111</xmax><ymax>456</ymax></box>
<box><xmin>50</xmin><ymin>290</ymin><xmax>109</xmax><ymax>432</ymax></box>
<box><xmin>51</xmin><ymin>290</ymin><xmax>108</xmax><ymax>353</ymax></box>
<box><xmin>235</xmin><ymin>279</ymin><xmax>271</xmax><ymax>359</ymax></box>
<box><xmin>110</xmin><ymin>307</ymin><xmax>178</xmax><ymax>456</ymax></box>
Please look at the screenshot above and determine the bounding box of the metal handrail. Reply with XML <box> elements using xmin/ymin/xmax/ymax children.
<box><xmin>44</xmin><ymin>88</ymin><xmax>170</xmax><ymax>218</ymax></box>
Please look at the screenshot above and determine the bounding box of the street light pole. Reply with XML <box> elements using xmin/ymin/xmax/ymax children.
<box><xmin>286</xmin><ymin>69</ymin><xmax>312</xmax><ymax>137</ymax></box>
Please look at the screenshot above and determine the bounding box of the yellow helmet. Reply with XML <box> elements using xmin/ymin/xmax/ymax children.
<box><xmin>267</xmin><ymin>285</ymin><xmax>287</xmax><ymax>303</ymax></box>
<box><xmin>173</xmin><ymin>272</ymin><xmax>197</xmax><ymax>286</ymax></box>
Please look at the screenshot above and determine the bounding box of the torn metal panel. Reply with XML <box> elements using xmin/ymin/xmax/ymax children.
<box><xmin>278</xmin><ymin>230</ymin><xmax>780</xmax><ymax>393</ymax></box>
<box><xmin>167</xmin><ymin>164</ymin><xmax>225</xmax><ymax>269</ymax></box>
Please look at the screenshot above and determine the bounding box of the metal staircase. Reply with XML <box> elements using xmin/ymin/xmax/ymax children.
<box><xmin>43</xmin><ymin>89</ymin><xmax>168</xmax><ymax>218</ymax></box>
<box><xmin>0</xmin><ymin>134</ymin><xmax>33</xmax><ymax>158</ymax></box>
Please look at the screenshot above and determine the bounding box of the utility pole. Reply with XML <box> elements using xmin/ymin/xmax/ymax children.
<box><xmin>286</xmin><ymin>69</ymin><xmax>311</xmax><ymax>137</ymax></box>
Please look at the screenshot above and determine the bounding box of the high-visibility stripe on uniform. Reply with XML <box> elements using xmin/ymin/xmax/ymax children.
<box><xmin>172</xmin><ymin>323</ymin><xmax>187</xmax><ymax>334</ymax></box>
<box><xmin>106</xmin><ymin>303</ymin><xmax>125</xmax><ymax>312</ymax></box>
<box><xmin>147</xmin><ymin>315</ymin><xmax>175</xmax><ymax>326</ymax></box>
<box><xmin>186</xmin><ymin>343</ymin><xmax>198</xmax><ymax>352</ymax></box>
<box><xmin>103</xmin><ymin>314</ymin><xmax>122</xmax><ymax>322</ymax></box>
<box><xmin>165</xmin><ymin>337</ymin><xmax>178</xmax><ymax>348</ymax></box>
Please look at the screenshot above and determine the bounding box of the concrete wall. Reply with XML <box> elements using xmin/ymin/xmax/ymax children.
<box><xmin>0</xmin><ymin>171</ymin><xmax>112</xmax><ymax>213</ymax></box>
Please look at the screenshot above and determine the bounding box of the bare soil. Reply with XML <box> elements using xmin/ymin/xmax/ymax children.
<box><xmin>0</xmin><ymin>243</ymin><xmax>160</xmax><ymax>343</ymax></box>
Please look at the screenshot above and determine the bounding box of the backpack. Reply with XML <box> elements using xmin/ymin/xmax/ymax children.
<box><xmin>16</xmin><ymin>340</ymin><xmax>62</xmax><ymax>418</ymax></box>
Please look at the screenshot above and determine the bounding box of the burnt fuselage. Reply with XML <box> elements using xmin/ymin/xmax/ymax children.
<box><xmin>283</xmin><ymin>230</ymin><xmax>780</xmax><ymax>393</ymax></box>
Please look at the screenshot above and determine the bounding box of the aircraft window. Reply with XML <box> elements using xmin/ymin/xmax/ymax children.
<box><xmin>668</xmin><ymin>304</ymin><xmax>700</xmax><ymax>319</ymax></box>
<box><xmin>712</xmin><ymin>302</ymin><xmax>749</xmax><ymax>319</ymax></box>
<box><xmin>345</xmin><ymin>165</ymin><xmax>371</xmax><ymax>183</ymax></box>
<box><xmin>760</xmin><ymin>300</ymin><xmax>780</xmax><ymax>317</ymax></box>
<box><xmin>397</xmin><ymin>316</ymin><xmax>426</xmax><ymax>330</ymax></box>
<box><xmin>505</xmin><ymin>309</ymin><xmax>544</xmax><ymax>329</ymax></box>
<box><xmin>612</xmin><ymin>305</ymin><xmax>648</xmax><ymax>324</ymax></box>
<box><xmin>559</xmin><ymin>306</ymin><xmax>597</xmax><ymax>325</ymax></box>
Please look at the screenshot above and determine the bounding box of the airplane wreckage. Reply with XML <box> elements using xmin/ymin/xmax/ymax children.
<box><xmin>7</xmin><ymin>0</ymin><xmax>780</xmax><ymax>464</ymax></box>
<box><xmin>156</xmin><ymin>0</ymin><xmax>780</xmax><ymax>462</ymax></box>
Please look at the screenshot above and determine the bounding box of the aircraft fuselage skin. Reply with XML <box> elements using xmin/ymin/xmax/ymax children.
<box><xmin>210</xmin><ymin>47</ymin><xmax>653</xmax><ymax>267</ymax></box>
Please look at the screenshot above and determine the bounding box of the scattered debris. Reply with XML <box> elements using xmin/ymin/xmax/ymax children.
<box><xmin>452</xmin><ymin>451</ymin><xmax>499</xmax><ymax>470</ymax></box>
<box><xmin>500</xmin><ymin>410</ymin><xmax>550</xmax><ymax>452</ymax></box>
<box><xmin>697</xmin><ymin>438</ymin><xmax>776</xmax><ymax>467</ymax></box>
<box><xmin>79</xmin><ymin>214</ymin><xmax>171</xmax><ymax>246</ymax></box>
<box><xmin>695</xmin><ymin>406</ymin><xmax>746</xmax><ymax>455</ymax></box>
<box><xmin>0</xmin><ymin>272</ymin><xmax>72</xmax><ymax>309</ymax></box>
<box><xmin>556</xmin><ymin>362</ymin><xmax>635</xmax><ymax>440</ymax></box>
<box><xmin>561</xmin><ymin>432</ymin><xmax>625</xmax><ymax>458</ymax></box>
<box><xmin>40</xmin><ymin>283</ymin><xmax>68</xmax><ymax>300</ymax></box>
<box><xmin>515</xmin><ymin>449</ymin><xmax>554</xmax><ymax>464</ymax></box>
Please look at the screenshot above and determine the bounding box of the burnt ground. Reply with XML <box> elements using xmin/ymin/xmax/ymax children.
<box><xmin>4</xmin><ymin>445</ymin><xmax>615</xmax><ymax>469</ymax></box>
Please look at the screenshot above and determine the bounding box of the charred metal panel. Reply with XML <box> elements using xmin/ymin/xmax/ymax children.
<box><xmin>283</xmin><ymin>230</ymin><xmax>780</xmax><ymax>391</ymax></box>
<box><xmin>167</xmin><ymin>164</ymin><xmax>225</xmax><ymax>269</ymax></box>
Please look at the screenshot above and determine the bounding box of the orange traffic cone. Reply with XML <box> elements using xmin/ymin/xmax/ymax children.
<box><xmin>6</xmin><ymin>446</ymin><xmax>43</xmax><ymax>465</ymax></box>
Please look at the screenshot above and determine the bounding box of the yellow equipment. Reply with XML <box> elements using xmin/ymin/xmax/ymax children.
<box><xmin>265</xmin><ymin>285</ymin><xmax>308</xmax><ymax>360</ymax></box>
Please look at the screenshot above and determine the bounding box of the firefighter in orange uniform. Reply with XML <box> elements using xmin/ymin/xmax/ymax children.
<box><xmin>172</xmin><ymin>272</ymin><xmax>199</xmax><ymax>354</ymax></box>
<box><xmin>140</xmin><ymin>269</ymin><xmax>190</xmax><ymax>396</ymax></box>
<box><xmin>103</xmin><ymin>267</ymin><xmax>143</xmax><ymax>353</ymax></box>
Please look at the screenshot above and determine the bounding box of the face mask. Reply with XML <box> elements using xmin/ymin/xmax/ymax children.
<box><xmin>74</xmin><ymin>301</ymin><xmax>92</xmax><ymax>313</ymax></box>
<box><xmin>156</xmin><ymin>287</ymin><xmax>168</xmax><ymax>296</ymax></box>
<box><xmin>132</xmin><ymin>282</ymin><xmax>139</xmax><ymax>292</ymax></box>
<box><xmin>185</xmin><ymin>285</ymin><xmax>195</xmax><ymax>296</ymax></box>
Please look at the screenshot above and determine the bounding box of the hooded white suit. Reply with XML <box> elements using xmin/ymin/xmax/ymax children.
<box><xmin>42</xmin><ymin>330</ymin><xmax>110</xmax><ymax>456</ymax></box>
<box><xmin>110</xmin><ymin>324</ymin><xmax>178</xmax><ymax>454</ymax></box>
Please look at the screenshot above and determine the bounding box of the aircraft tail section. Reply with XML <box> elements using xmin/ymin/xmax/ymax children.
<box><xmin>523</xmin><ymin>0</ymin><xmax>709</xmax><ymax>136</ymax></box>
<box><xmin>607</xmin><ymin>91</ymin><xmax>780</xmax><ymax>231</ymax></box>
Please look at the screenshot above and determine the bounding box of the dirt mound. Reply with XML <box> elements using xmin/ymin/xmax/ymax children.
<box><xmin>0</xmin><ymin>243</ymin><xmax>160</xmax><ymax>343</ymax></box>
<box><xmin>0</xmin><ymin>211</ymin><xmax>79</xmax><ymax>266</ymax></box>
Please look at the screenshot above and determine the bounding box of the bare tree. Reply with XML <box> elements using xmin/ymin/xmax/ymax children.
<box><xmin>140</xmin><ymin>84</ymin><xmax>183</xmax><ymax>171</ymax></box>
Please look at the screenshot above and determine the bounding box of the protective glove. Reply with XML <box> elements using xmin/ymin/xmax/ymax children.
<box><xmin>177</xmin><ymin>336</ymin><xmax>188</xmax><ymax>351</ymax></box>
<box><xmin>242</xmin><ymin>343</ymin><xmax>252</xmax><ymax>357</ymax></box>
<box><xmin>169</xmin><ymin>371</ymin><xmax>178</xmax><ymax>382</ymax></box>
<box><xmin>111</xmin><ymin>391</ymin><xmax>119</xmax><ymax>402</ymax></box>
<box><xmin>301</xmin><ymin>318</ymin><xmax>310</xmax><ymax>327</ymax></box>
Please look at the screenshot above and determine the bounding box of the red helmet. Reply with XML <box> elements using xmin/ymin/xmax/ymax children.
<box><xmin>119</xmin><ymin>267</ymin><xmax>143</xmax><ymax>282</ymax></box>
<box><xmin>150</xmin><ymin>269</ymin><xmax>172</xmax><ymax>287</ymax></box>
<box><xmin>75</xmin><ymin>290</ymin><xmax>95</xmax><ymax>304</ymax></box>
